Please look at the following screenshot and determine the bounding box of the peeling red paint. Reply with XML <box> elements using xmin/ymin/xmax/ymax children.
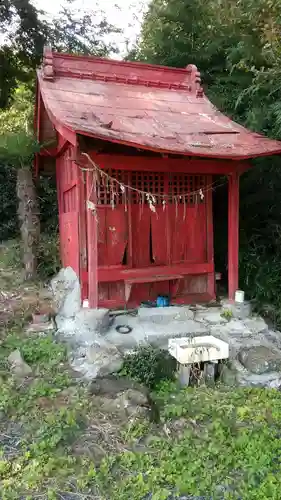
<box><xmin>37</xmin><ymin>50</ymin><xmax>281</xmax><ymax>160</ymax></box>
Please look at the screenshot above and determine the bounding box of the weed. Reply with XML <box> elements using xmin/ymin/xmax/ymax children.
<box><xmin>92</xmin><ymin>383</ymin><xmax>281</xmax><ymax>500</ymax></box>
<box><xmin>221</xmin><ymin>308</ymin><xmax>233</xmax><ymax>321</ymax></box>
<box><xmin>0</xmin><ymin>240</ymin><xmax>21</xmax><ymax>269</ymax></box>
<box><xmin>2</xmin><ymin>333</ymin><xmax>66</xmax><ymax>365</ymax></box>
<box><xmin>1</xmin><ymin>329</ymin><xmax>281</xmax><ymax>498</ymax></box>
<box><xmin>120</xmin><ymin>345</ymin><xmax>177</xmax><ymax>389</ymax></box>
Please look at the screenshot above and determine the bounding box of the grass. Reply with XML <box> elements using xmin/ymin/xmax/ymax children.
<box><xmin>0</xmin><ymin>240</ymin><xmax>54</xmax><ymax>333</ymax></box>
<box><xmin>90</xmin><ymin>382</ymin><xmax>281</xmax><ymax>500</ymax></box>
<box><xmin>1</xmin><ymin>330</ymin><xmax>281</xmax><ymax>500</ymax></box>
<box><xmin>0</xmin><ymin>330</ymin><xmax>91</xmax><ymax>499</ymax></box>
<box><xmin>2</xmin><ymin>246</ymin><xmax>281</xmax><ymax>499</ymax></box>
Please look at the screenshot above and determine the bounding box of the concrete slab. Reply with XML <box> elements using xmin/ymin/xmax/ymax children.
<box><xmin>145</xmin><ymin>319</ymin><xmax>209</xmax><ymax>348</ymax></box>
<box><xmin>138</xmin><ymin>305</ymin><xmax>194</xmax><ymax>323</ymax></box>
<box><xmin>194</xmin><ymin>307</ymin><xmax>227</xmax><ymax>324</ymax></box>
<box><xmin>105</xmin><ymin>315</ymin><xmax>209</xmax><ymax>352</ymax></box>
<box><xmin>105</xmin><ymin>316</ymin><xmax>147</xmax><ymax>353</ymax></box>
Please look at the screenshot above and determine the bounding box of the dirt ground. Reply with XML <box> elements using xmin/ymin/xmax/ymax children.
<box><xmin>0</xmin><ymin>241</ymin><xmax>53</xmax><ymax>330</ymax></box>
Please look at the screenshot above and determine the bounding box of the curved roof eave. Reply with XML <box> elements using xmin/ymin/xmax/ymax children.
<box><xmin>36</xmin><ymin>52</ymin><xmax>281</xmax><ymax>160</ymax></box>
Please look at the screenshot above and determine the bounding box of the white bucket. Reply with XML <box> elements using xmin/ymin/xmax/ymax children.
<box><xmin>235</xmin><ymin>290</ymin><xmax>245</xmax><ymax>303</ymax></box>
<box><xmin>82</xmin><ymin>299</ymin><xmax>89</xmax><ymax>308</ymax></box>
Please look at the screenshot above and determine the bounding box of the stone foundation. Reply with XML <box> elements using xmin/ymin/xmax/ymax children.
<box><xmin>51</xmin><ymin>268</ymin><xmax>281</xmax><ymax>386</ymax></box>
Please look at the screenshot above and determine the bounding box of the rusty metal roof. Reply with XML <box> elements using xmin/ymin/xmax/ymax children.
<box><xmin>37</xmin><ymin>48</ymin><xmax>281</xmax><ymax>159</ymax></box>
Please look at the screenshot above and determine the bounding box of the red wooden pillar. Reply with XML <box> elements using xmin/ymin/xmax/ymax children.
<box><xmin>206</xmin><ymin>174</ymin><xmax>215</xmax><ymax>299</ymax></box>
<box><xmin>228</xmin><ymin>171</ymin><xmax>240</xmax><ymax>301</ymax></box>
<box><xmin>78</xmin><ymin>166</ymin><xmax>88</xmax><ymax>301</ymax></box>
<box><xmin>86</xmin><ymin>168</ymin><xmax>98</xmax><ymax>308</ymax></box>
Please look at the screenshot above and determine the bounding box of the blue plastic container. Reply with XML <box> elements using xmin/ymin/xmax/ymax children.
<box><xmin>156</xmin><ymin>295</ymin><xmax>170</xmax><ymax>307</ymax></box>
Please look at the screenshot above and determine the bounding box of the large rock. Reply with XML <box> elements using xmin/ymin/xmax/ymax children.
<box><xmin>210</xmin><ymin>320</ymin><xmax>253</xmax><ymax>357</ymax></box>
<box><xmin>97</xmin><ymin>390</ymin><xmax>149</xmax><ymax>418</ymax></box>
<box><xmin>89</xmin><ymin>377</ymin><xmax>150</xmax><ymax>419</ymax></box>
<box><xmin>264</xmin><ymin>330</ymin><xmax>281</xmax><ymax>350</ymax></box>
<box><xmin>231</xmin><ymin>357</ymin><xmax>281</xmax><ymax>388</ymax></box>
<box><xmin>7</xmin><ymin>350</ymin><xmax>32</xmax><ymax>378</ymax></box>
<box><xmin>55</xmin><ymin>304</ymin><xmax>110</xmax><ymax>345</ymax></box>
<box><xmin>51</xmin><ymin>267</ymin><xmax>81</xmax><ymax>318</ymax></box>
<box><xmin>89</xmin><ymin>376</ymin><xmax>148</xmax><ymax>399</ymax></box>
<box><xmin>243</xmin><ymin>317</ymin><xmax>268</xmax><ymax>334</ymax></box>
<box><xmin>74</xmin><ymin>308</ymin><xmax>110</xmax><ymax>337</ymax></box>
<box><xmin>238</xmin><ymin>345</ymin><xmax>281</xmax><ymax>374</ymax></box>
<box><xmin>70</xmin><ymin>339</ymin><xmax>123</xmax><ymax>380</ymax></box>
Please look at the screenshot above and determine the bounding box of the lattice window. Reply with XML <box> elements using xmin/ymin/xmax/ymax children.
<box><xmin>131</xmin><ymin>171</ymin><xmax>165</xmax><ymax>204</ymax></box>
<box><xmin>169</xmin><ymin>174</ymin><xmax>206</xmax><ymax>204</ymax></box>
<box><xmin>97</xmin><ymin>169</ymin><xmax>130</xmax><ymax>205</ymax></box>
<box><xmin>96</xmin><ymin>170</ymin><xmax>206</xmax><ymax>206</ymax></box>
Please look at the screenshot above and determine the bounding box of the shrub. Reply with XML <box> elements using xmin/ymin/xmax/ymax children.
<box><xmin>37</xmin><ymin>232</ymin><xmax>61</xmax><ymax>279</ymax></box>
<box><xmin>0</xmin><ymin>162</ymin><xmax>18</xmax><ymax>241</ymax></box>
<box><xmin>120</xmin><ymin>345</ymin><xmax>177</xmax><ymax>389</ymax></box>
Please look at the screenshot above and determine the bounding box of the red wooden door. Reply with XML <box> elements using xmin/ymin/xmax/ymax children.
<box><xmin>95</xmin><ymin>168</ymin><xmax>130</xmax><ymax>303</ymax></box>
<box><xmin>97</xmin><ymin>206</ymin><xmax>128</xmax><ymax>266</ymax></box>
<box><xmin>168</xmin><ymin>173</ymin><xmax>208</xmax><ymax>297</ymax></box>
<box><xmin>169</xmin><ymin>173</ymin><xmax>207</xmax><ymax>264</ymax></box>
<box><xmin>97</xmin><ymin>205</ymin><xmax>129</xmax><ymax>303</ymax></box>
<box><xmin>130</xmin><ymin>171</ymin><xmax>169</xmax><ymax>301</ymax></box>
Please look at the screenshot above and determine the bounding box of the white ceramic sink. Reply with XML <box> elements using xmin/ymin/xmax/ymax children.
<box><xmin>168</xmin><ymin>335</ymin><xmax>229</xmax><ymax>364</ymax></box>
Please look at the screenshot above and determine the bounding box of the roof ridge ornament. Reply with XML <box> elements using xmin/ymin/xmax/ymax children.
<box><xmin>186</xmin><ymin>64</ymin><xmax>204</xmax><ymax>97</ymax></box>
<box><xmin>42</xmin><ymin>46</ymin><xmax>55</xmax><ymax>81</ymax></box>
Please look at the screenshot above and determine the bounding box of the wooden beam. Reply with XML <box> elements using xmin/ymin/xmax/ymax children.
<box><xmin>228</xmin><ymin>171</ymin><xmax>240</xmax><ymax>301</ymax></box>
<box><xmin>86</xmin><ymin>167</ymin><xmax>98</xmax><ymax>308</ymax></box>
<box><xmin>39</xmin><ymin>147</ymin><xmax>57</xmax><ymax>157</ymax></box>
<box><xmin>84</xmin><ymin>152</ymin><xmax>242</xmax><ymax>175</ymax></box>
<box><xmin>98</xmin><ymin>292</ymin><xmax>213</xmax><ymax>309</ymax></box>
<box><xmin>39</xmin><ymin>138</ymin><xmax>70</xmax><ymax>160</ymax></box>
<box><xmin>77</xmin><ymin>129</ymin><xmax>281</xmax><ymax>161</ymax></box>
<box><xmin>238</xmin><ymin>161</ymin><xmax>252</xmax><ymax>174</ymax></box>
<box><xmin>98</xmin><ymin>262</ymin><xmax>213</xmax><ymax>282</ymax></box>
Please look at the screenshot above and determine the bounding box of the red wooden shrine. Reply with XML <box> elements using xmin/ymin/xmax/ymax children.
<box><xmin>35</xmin><ymin>47</ymin><xmax>281</xmax><ymax>308</ymax></box>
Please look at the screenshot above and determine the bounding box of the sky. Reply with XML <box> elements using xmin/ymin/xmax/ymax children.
<box><xmin>33</xmin><ymin>0</ymin><xmax>149</xmax><ymax>55</ymax></box>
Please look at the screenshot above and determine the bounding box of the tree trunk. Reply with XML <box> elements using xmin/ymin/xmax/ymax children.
<box><xmin>16</xmin><ymin>168</ymin><xmax>40</xmax><ymax>280</ymax></box>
